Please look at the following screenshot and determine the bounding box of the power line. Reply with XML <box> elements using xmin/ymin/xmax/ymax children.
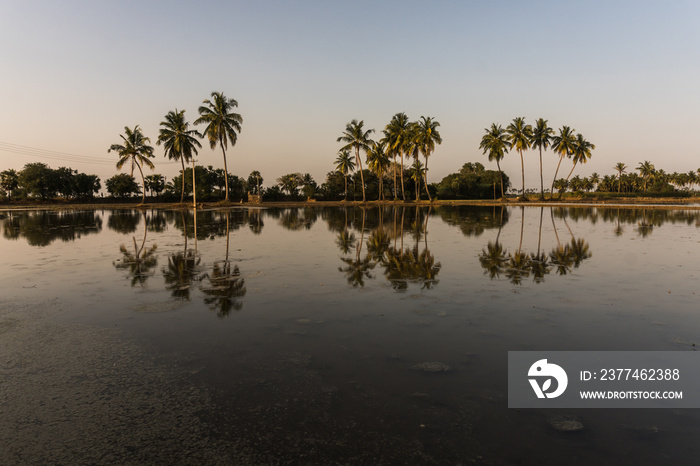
<box><xmin>0</xmin><ymin>141</ymin><xmax>180</xmax><ymax>166</ymax></box>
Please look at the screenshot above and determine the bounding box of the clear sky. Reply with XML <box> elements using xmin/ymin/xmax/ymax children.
<box><xmin>1</xmin><ymin>0</ymin><xmax>699</xmax><ymax>191</ymax></box>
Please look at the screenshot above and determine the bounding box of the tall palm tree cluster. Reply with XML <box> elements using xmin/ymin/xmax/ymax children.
<box><xmin>108</xmin><ymin>91</ymin><xmax>242</xmax><ymax>205</ymax></box>
<box><xmin>336</xmin><ymin>113</ymin><xmax>442</xmax><ymax>202</ymax></box>
<box><xmin>479</xmin><ymin>117</ymin><xmax>595</xmax><ymax>200</ymax></box>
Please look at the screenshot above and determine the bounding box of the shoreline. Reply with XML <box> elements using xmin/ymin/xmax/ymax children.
<box><xmin>1</xmin><ymin>197</ymin><xmax>699</xmax><ymax>211</ymax></box>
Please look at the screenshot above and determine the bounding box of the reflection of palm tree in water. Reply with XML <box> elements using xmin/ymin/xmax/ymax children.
<box><xmin>614</xmin><ymin>208</ymin><xmax>624</xmax><ymax>236</ymax></box>
<box><xmin>505</xmin><ymin>206</ymin><xmax>530</xmax><ymax>284</ymax></box>
<box><xmin>560</xmin><ymin>211</ymin><xmax>592</xmax><ymax>267</ymax></box>
<box><xmin>479</xmin><ymin>241</ymin><xmax>507</xmax><ymax>279</ymax></box>
<box><xmin>162</xmin><ymin>211</ymin><xmax>202</xmax><ymax>298</ymax></box>
<box><xmin>528</xmin><ymin>207</ymin><xmax>550</xmax><ymax>283</ymax></box>
<box><xmin>637</xmin><ymin>209</ymin><xmax>654</xmax><ymax>237</ymax></box>
<box><xmin>201</xmin><ymin>210</ymin><xmax>247</xmax><ymax>317</ymax></box>
<box><xmin>382</xmin><ymin>207</ymin><xmax>440</xmax><ymax>290</ymax></box>
<box><xmin>339</xmin><ymin>208</ymin><xmax>375</xmax><ymax>287</ymax></box>
<box><xmin>549</xmin><ymin>208</ymin><xmax>573</xmax><ymax>275</ymax></box>
<box><xmin>335</xmin><ymin>229</ymin><xmax>356</xmax><ymax>255</ymax></box>
<box><xmin>477</xmin><ymin>206</ymin><xmax>508</xmax><ymax>280</ymax></box>
<box><xmin>114</xmin><ymin>211</ymin><xmax>158</xmax><ymax>287</ymax></box>
<box><xmin>248</xmin><ymin>209</ymin><xmax>264</xmax><ymax>235</ymax></box>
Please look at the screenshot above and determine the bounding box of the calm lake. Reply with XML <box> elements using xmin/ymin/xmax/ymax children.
<box><xmin>1</xmin><ymin>205</ymin><xmax>699</xmax><ymax>464</ymax></box>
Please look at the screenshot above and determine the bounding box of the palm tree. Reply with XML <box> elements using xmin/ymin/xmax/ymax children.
<box><xmin>412</xmin><ymin>116</ymin><xmax>442</xmax><ymax>201</ymax></box>
<box><xmin>109</xmin><ymin>125</ymin><xmax>155</xmax><ymax>204</ymax></box>
<box><xmin>247</xmin><ymin>170</ymin><xmax>263</xmax><ymax>195</ymax></box>
<box><xmin>637</xmin><ymin>160</ymin><xmax>655</xmax><ymax>192</ymax></box>
<box><xmin>530</xmin><ymin>118</ymin><xmax>554</xmax><ymax>199</ymax></box>
<box><xmin>479</xmin><ymin>123</ymin><xmax>509</xmax><ymax>199</ymax></box>
<box><xmin>565</xmin><ymin>133</ymin><xmax>595</xmax><ymax>186</ymax></box>
<box><xmin>157</xmin><ymin>109</ymin><xmax>202</xmax><ymax>204</ymax></box>
<box><xmin>366</xmin><ymin>140</ymin><xmax>391</xmax><ymax>200</ymax></box>
<box><xmin>410</xmin><ymin>159</ymin><xmax>425</xmax><ymax>201</ymax></box>
<box><xmin>614</xmin><ymin>163</ymin><xmax>627</xmax><ymax>193</ymax></box>
<box><xmin>551</xmin><ymin>126</ymin><xmax>576</xmax><ymax>196</ymax></box>
<box><xmin>277</xmin><ymin>173</ymin><xmax>301</xmax><ymax>197</ymax></box>
<box><xmin>334</xmin><ymin>149</ymin><xmax>355</xmax><ymax>201</ymax></box>
<box><xmin>506</xmin><ymin>117</ymin><xmax>533</xmax><ymax>200</ymax></box>
<box><xmin>338</xmin><ymin>120</ymin><xmax>374</xmax><ymax>202</ymax></box>
<box><xmin>384</xmin><ymin>112</ymin><xmax>411</xmax><ymax>200</ymax></box>
<box><xmin>194</xmin><ymin>91</ymin><xmax>243</xmax><ymax>202</ymax></box>
<box><xmin>0</xmin><ymin>169</ymin><xmax>19</xmax><ymax>201</ymax></box>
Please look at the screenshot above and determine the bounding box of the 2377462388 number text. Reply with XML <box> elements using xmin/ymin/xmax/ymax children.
<box><xmin>594</xmin><ymin>368</ymin><xmax>680</xmax><ymax>381</ymax></box>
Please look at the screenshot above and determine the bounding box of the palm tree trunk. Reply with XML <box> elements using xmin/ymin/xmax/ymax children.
<box><xmin>560</xmin><ymin>161</ymin><xmax>578</xmax><ymax>199</ymax></box>
<box><xmin>135</xmin><ymin>161</ymin><xmax>146</xmax><ymax>204</ymax></box>
<box><xmin>565</xmin><ymin>161</ymin><xmax>577</xmax><ymax>184</ymax></box>
<box><xmin>423</xmin><ymin>154</ymin><xmax>432</xmax><ymax>201</ymax></box>
<box><xmin>220</xmin><ymin>136</ymin><xmax>229</xmax><ymax>202</ymax></box>
<box><xmin>519</xmin><ymin>150</ymin><xmax>525</xmax><ymax>200</ymax></box>
<box><xmin>496</xmin><ymin>160</ymin><xmax>504</xmax><ymax>199</ymax></box>
<box><xmin>400</xmin><ymin>152</ymin><xmax>406</xmax><ymax>201</ymax></box>
<box><xmin>356</xmin><ymin>148</ymin><xmax>366</xmax><ymax>202</ymax></box>
<box><xmin>180</xmin><ymin>157</ymin><xmax>186</xmax><ymax>203</ymax></box>
<box><xmin>618</xmin><ymin>174</ymin><xmax>621</xmax><ymax>193</ymax></box>
<box><xmin>192</xmin><ymin>159</ymin><xmax>197</xmax><ymax>208</ymax></box>
<box><xmin>539</xmin><ymin>147</ymin><xmax>544</xmax><ymax>199</ymax></box>
<box><xmin>392</xmin><ymin>155</ymin><xmax>397</xmax><ymax>200</ymax></box>
<box><xmin>551</xmin><ymin>154</ymin><xmax>564</xmax><ymax>196</ymax></box>
<box><xmin>415</xmin><ymin>171</ymin><xmax>420</xmax><ymax>201</ymax></box>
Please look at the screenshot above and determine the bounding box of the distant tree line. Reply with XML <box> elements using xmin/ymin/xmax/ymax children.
<box><xmin>0</xmin><ymin>163</ymin><xmax>100</xmax><ymax>200</ymax></box>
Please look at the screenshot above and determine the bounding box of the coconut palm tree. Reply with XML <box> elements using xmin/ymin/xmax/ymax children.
<box><xmin>530</xmin><ymin>118</ymin><xmax>554</xmax><ymax>199</ymax></box>
<box><xmin>109</xmin><ymin>125</ymin><xmax>155</xmax><ymax>204</ymax></box>
<box><xmin>0</xmin><ymin>169</ymin><xmax>19</xmax><ymax>201</ymax></box>
<box><xmin>551</xmin><ymin>126</ymin><xmax>576</xmax><ymax>195</ymax></box>
<box><xmin>247</xmin><ymin>170</ymin><xmax>263</xmax><ymax>195</ymax></box>
<box><xmin>413</xmin><ymin>116</ymin><xmax>442</xmax><ymax>201</ymax></box>
<box><xmin>479</xmin><ymin>123</ymin><xmax>509</xmax><ymax>199</ymax></box>
<box><xmin>564</xmin><ymin>133</ymin><xmax>595</xmax><ymax>187</ymax></box>
<box><xmin>614</xmin><ymin>163</ymin><xmax>627</xmax><ymax>193</ymax></box>
<box><xmin>157</xmin><ymin>109</ymin><xmax>202</xmax><ymax>204</ymax></box>
<box><xmin>194</xmin><ymin>91</ymin><xmax>243</xmax><ymax>202</ymax></box>
<box><xmin>334</xmin><ymin>149</ymin><xmax>355</xmax><ymax>201</ymax></box>
<box><xmin>506</xmin><ymin>117</ymin><xmax>533</xmax><ymax>200</ymax></box>
<box><xmin>410</xmin><ymin>159</ymin><xmax>425</xmax><ymax>201</ymax></box>
<box><xmin>277</xmin><ymin>173</ymin><xmax>301</xmax><ymax>197</ymax></box>
<box><xmin>589</xmin><ymin>172</ymin><xmax>600</xmax><ymax>191</ymax></box>
<box><xmin>366</xmin><ymin>140</ymin><xmax>391</xmax><ymax>200</ymax></box>
<box><xmin>338</xmin><ymin>120</ymin><xmax>374</xmax><ymax>202</ymax></box>
<box><xmin>636</xmin><ymin>160</ymin><xmax>655</xmax><ymax>192</ymax></box>
<box><xmin>384</xmin><ymin>112</ymin><xmax>411</xmax><ymax>200</ymax></box>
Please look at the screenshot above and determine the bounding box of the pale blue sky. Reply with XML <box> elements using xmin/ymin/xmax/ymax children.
<box><xmin>1</xmin><ymin>0</ymin><xmax>698</xmax><ymax>190</ymax></box>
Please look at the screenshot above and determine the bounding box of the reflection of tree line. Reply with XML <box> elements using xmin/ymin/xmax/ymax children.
<box><xmin>551</xmin><ymin>207</ymin><xmax>700</xmax><ymax>237</ymax></box>
<box><xmin>479</xmin><ymin>207</ymin><xmax>592</xmax><ymax>284</ymax></box>
<box><xmin>1</xmin><ymin>210</ymin><xmax>102</xmax><ymax>246</ymax></box>
<box><xmin>113</xmin><ymin>209</ymin><xmax>247</xmax><ymax>318</ymax></box>
<box><xmin>330</xmin><ymin>206</ymin><xmax>442</xmax><ymax>289</ymax></box>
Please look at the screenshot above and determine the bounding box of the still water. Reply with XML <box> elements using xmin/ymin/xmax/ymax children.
<box><xmin>1</xmin><ymin>205</ymin><xmax>699</xmax><ymax>464</ymax></box>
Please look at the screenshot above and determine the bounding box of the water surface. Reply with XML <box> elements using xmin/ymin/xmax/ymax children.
<box><xmin>1</xmin><ymin>205</ymin><xmax>699</xmax><ymax>464</ymax></box>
